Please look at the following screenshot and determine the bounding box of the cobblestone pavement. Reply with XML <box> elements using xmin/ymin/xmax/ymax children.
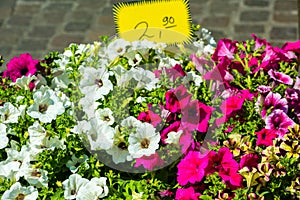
<box><xmin>0</xmin><ymin>0</ymin><xmax>298</xmax><ymax>64</ymax></box>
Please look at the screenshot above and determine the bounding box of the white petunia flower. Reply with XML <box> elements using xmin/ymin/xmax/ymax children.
<box><xmin>106</xmin><ymin>126</ymin><xmax>132</xmax><ymax>164</ymax></box>
<box><xmin>87</xmin><ymin>118</ymin><xmax>114</xmax><ymax>151</ymax></box>
<box><xmin>22</xmin><ymin>167</ymin><xmax>48</xmax><ymax>188</ymax></box>
<box><xmin>78</xmin><ymin>96</ymin><xmax>100</xmax><ymax>120</ymax></box>
<box><xmin>26</xmin><ymin>86</ymin><xmax>65</xmax><ymax>123</ymax></box>
<box><xmin>0</xmin><ymin>161</ymin><xmax>20</xmax><ymax>181</ymax></box>
<box><xmin>77</xmin><ymin>177</ymin><xmax>109</xmax><ymax>200</ymax></box>
<box><xmin>128</xmin><ymin>53</ymin><xmax>143</xmax><ymax>67</ymax></box>
<box><xmin>71</xmin><ymin>120</ymin><xmax>91</xmax><ymax>135</ymax></box>
<box><xmin>11</xmin><ymin>75</ymin><xmax>37</xmax><ymax>90</ymax></box>
<box><xmin>157</xmin><ymin>57</ymin><xmax>180</xmax><ymax>69</ymax></box>
<box><xmin>106</xmin><ymin>143</ymin><xmax>131</xmax><ymax>164</ymax></box>
<box><xmin>95</xmin><ymin>108</ymin><xmax>115</xmax><ymax>126</ymax></box>
<box><xmin>30</xmin><ymin>136</ymin><xmax>66</xmax><ymax>155</ymax></box>
<box><xmin>0</xmin><ymin>123</ymin><xmax>8</xmax><ymax>149</ymax></box>
<box><xmin>62</xmin><ymin>174</ymin><xmax>89</xmax><ymax>200</ymax></box>
<box><xmin>2</xmin><ymin>182</ymin><xmax>38</xmax><ymax>200</ymax></box>
<box><xmin>106</xmin><ymin>38</ymin><xmax>131</xmax><ymax>61</ymax></box>
<box><xmin>0</xmin><ymin>102</ymin><xmax>22</xmax><ymax>123</ymax></box>
<box><xmin>121</xmin><ymin>116</ymin><xmax>142</xmax><ymax>130</ymax></box>
<box><xmin>112</xmin><ymin>65</ymin><xmax>133</xmax><ymax>87</ymax></box>
<box><xmin>51</xmin><ymin>72</ymin><xmax>71</xmax><ymax>90</ymax></box>
<box><xmin>66</xmin><ymin>154</ymin><xmax>89</xmax><ymax>173</ymax></box>
<box><xmin>28</xmin><ymin>121</ymin><xmax>47</xmax><ymax>146</ymax></box>
<box><xmin>130</xmin><ymin>67</ymin><xmax>158</xmax><ymax>90</ymax></box>
<box><xmin>182</xmin><ymin>71</ymin><xmax>203</xmax><ymax>87</ymax></box>
<box><xmin>79</xmin><ymin>67</ymin><xmax>113</xmax><ymax>101</ymax></box>
<box><xmin>165</xmin><ymin>130</ymin><xmax>184</xmax><ymax>145</ymax></box>
<box><xmin>128</xmin><ymin>123</ymin><xmax>160</xmax><ymax>158</ymax></box>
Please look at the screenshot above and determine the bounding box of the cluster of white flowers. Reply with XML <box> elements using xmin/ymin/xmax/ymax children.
<box><xmin>62</xmin><ymin>174</ymin><xmax>108</xmax><ymax>200</ymax></box>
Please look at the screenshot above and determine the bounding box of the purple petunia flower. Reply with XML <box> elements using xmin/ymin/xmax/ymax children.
<box><xmin>268</xmin><ymin>69</ymin><xmax>293</xmax><ymax>85</ymax></box>
<box><xmin>261</xmin><ymin>92</ymin><xmax>288</xmax><ymax>118</ymax></box>
<box><xmin>2</xmin><ymin>53</ymin><xmax>39</xmax><ymax>82</ymax></box>
<box><xmin>265</xmin><ymin>109</ymin><xmax>295</xmax><ymax>138</ymax></box>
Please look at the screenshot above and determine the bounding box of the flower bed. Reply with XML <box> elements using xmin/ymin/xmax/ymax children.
<box><xmin>0</xmin><ymin>26</ymin><xmax>299</xmax><ymax>199</ymax></box>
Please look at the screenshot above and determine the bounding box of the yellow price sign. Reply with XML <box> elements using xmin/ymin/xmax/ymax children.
<box><xmin>113</xmin><ymin>0</ymin><xmax>193</xmax><ymax>44</ymax></box>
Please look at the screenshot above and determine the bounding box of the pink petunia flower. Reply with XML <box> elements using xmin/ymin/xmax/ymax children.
<box><xmin>165</xmin><ymin>85</ymin><xmax>192</xmax><ymax>113</ymax></box>
<box><xmin>3</xmin><ymin>53</ymin><xmax>39</xmax><ymax>82</ymax></box>
<box><xmin>211</xmin><ymin>38</ymin><xmax>238</xmax><ymax>61</ymax></box>
<box><xmin>255</xmin><ymin>128</ymin><xmax>277</xmax><ymax>146</ymax></box>
<box><xmin>203</xmin><ymin>57</ymin><xmax>233</xmax><ymax>83</ymax></box>
<box><xmin>134</xmin><ymin>152</ymin><xmax>164</xmax><ymax>171</ymax></box>
<box><xmin>175</xmin><ymin>187</ymin><xmax>200</xmax><ymax>200</ymax></box>
<box><xmin>268</xmin><ymin>69</ymin><xmax>293</xmax><ymax>85</ymax></box>
<box><xmin>137</xmin><ymin>108</ymin><xmax>162</xmax><ymax>127</ymax></box>
<box><xmin>177</xmin><ymin>151</ymin><xmax>208</xmax><ymax>186</ymax></box>
<box><xmin>265</xmin><ymin>109</ymin><xmax>295</xmax><ymax>138</ymax></box>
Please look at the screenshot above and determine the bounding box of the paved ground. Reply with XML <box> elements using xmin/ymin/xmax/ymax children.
<box><xmin>0</xmin><ymin>0</ymin><xmax>298</xmax><ymax>65</ymax></box>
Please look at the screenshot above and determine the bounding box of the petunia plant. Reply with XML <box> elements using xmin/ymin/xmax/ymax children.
<box><xmin>0</xmin><ymin>24</ymin><xmax>299</xmax><ymax>200</ymax></box>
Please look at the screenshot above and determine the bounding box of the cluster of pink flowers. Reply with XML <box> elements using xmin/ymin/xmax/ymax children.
<box><xmin>172</xmin><ymin>35</ymin><xmax>300</xmax><ymax>199</ymax></box>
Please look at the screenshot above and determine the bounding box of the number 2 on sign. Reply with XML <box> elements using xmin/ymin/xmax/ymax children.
<box><xmin>134</xmin><ymin>16</ymin><xmax>177</xmax><ymax>40</ymax></box>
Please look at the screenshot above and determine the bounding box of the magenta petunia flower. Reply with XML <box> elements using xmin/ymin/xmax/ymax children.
<box><xmin>282</xmin><ymin>40</ymin><xmax>300</xmax><ymax>54</ymax></box>
<box><xmin>137</xmin><ymin>109</ymin><xmax>162</xmax><ymax>128</ymax></box>
<box><xmin>220</xmin><ymin>95</ymin><xmax>244</xmax><ymax>117</ymax></box>
<box><xmin>190</xmin><ymin>54</ymin><xmax>213</xmax><ymax>75</ymax></box>
<box><xmin>179</xmin><ymin>129</ymin><xmax>194</xmax><ymax>154</ymax></box>
<box><xmin>3</xmin><ymin>53</ymin><xmax>39</xmax><ymax>82</ymax></box>
<box><xmin>265</xmin><ymin>109</ymin><xmax>295</xmax><ymax>138</ymax></box>
<box><xmin>211</xmin><ymin>38</ymin><xmax>238</xmax><ymax>61</ymax></box>
<box><xmin>155</xmin><ymin>64</ymin><xmax>186</xmax><ymax>82</ymax></box>
<box><xmin>255</xmin><ymin>128</ymin><xmax>277</xmax><ymax>146</ymax></box>
<box><xmin>177</xmin><ymin>151</ymin><xmax>208</xmax><ymax>186</ymax></box>
<box><xmin>268</xmin><ymin>69</ymin><xmax>293</xmax><ymax>85</ymax></box>
<box><xmin>134</xmin><ymin>152</ymin><xmax>164</xmax><ymax>171</ymax></box>
<box><xmin>205</xmin><ymin>147</ymin><xmax>243</xmax><ymax>188</ymax></box>
<box><xmin>203</xmin><ymin>57</ymin><xmax>233</xmax><ymax>83</ymax></box>
<box><xmin>197</xmin><ymin>102</ymin><xmax>214</xmax><ymax>132</ymax></box>
<box><xmin>239</xmin><ymin>153</ymin><xmax>259</xmax><ymax>170</ymax></box>
<box><xmin>181</xmin><ymin>100</ymin><xmax>200</xmax><ymax>131</ymax></box>
<box><xmin>261</xmin><ymin>92</ymin><xmax>288</xmax><ymax>118</ymax></box>
<box><xmin>165</xmin><ymin>85</ymin><xmax>192</xmax><ymax>113</ymax></box>
<box><xmin>175</xmin><ymin>187</ymin><xmax>200</xmax><ymax>200</ymax></box>
<box><xmin>251</xmin><ymin>34</ymin><xmax>270</xmax><ymax>50</ymax></box>
<box><xmin>253</xmin><ymin>45</ymin><xmax>281</xmax><ymax>73</ymax></box>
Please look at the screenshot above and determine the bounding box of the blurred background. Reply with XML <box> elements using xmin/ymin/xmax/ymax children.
<box><xmin>0</xmin><ymin>0</ymin><xmax>298</xmax><ymax>64</ymax></box>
